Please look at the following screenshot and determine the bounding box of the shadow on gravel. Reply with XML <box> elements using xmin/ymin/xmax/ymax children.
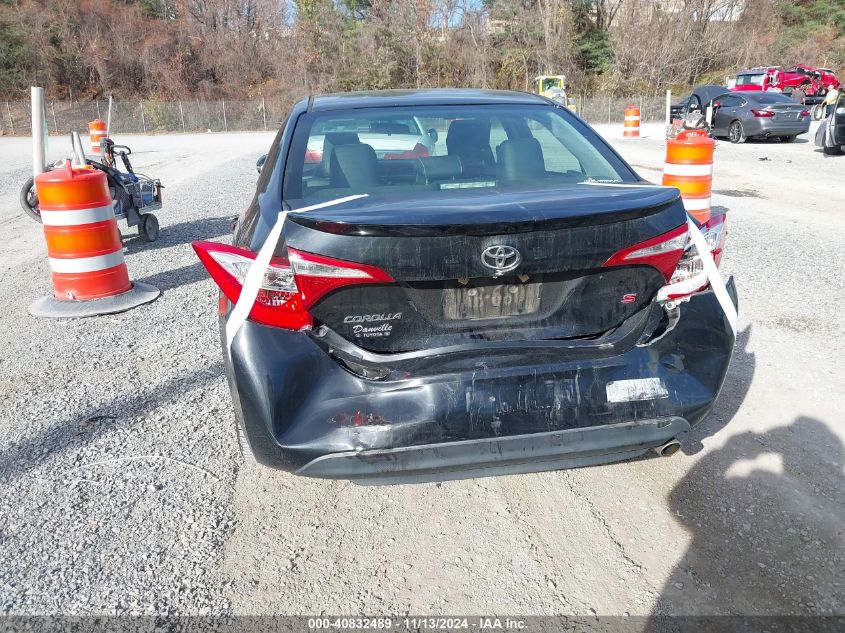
<box><xmin>0</xmin><ymin>362</ymin><xmax>224</xmax><ymax>482</ymax></box>
<box><xmin>136</xmin><ymin>261</ymin><xmax>207</xmax><ymax>292</ymax></box>
<box><xmin>123</xmin><ymin>215</ymin><xmax>234</xmax><ymax>254</ymax></box>
<box><xmin>682</xmin><ymin>326</ymin><xmax>754</xmax><ymax>456</ymax></box>
<box><xmin>647</xmin><ymin>415</ymin><xmax>844</xmax><ymax>621</ymax></box>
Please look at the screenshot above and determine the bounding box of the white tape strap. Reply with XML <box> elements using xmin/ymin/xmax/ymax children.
<box><xmin>40</xmin><ymin>204</ymin><xmax>114</xmax><ymax>227</ymax></box>
<box><xmin>624</xmin><ymin>116</ymin><xmax>641</xmax><ymax>122</ymax></box>
<box><xmin>686</xmin><ymin>216</ymin><xmax>737</xmax><ymax>335</ymax></box>
<box><xmin>580</xmin><ymin>181</ymin><xmax>663</xmax><ymax>188</ymax></box>
<box><xmin>49</xmin><ymin>249</ymin><xmax>124</xmax><ymax>274</ymax></box>
<box><xmin>224</xmin><ymin>195</ymin><xmax>368</xmax><ymax>351</ymax></box>
<box><xmin>663</xmin><ymin>163</ymin><xmax>713</xmax><ymax>177</ymax></box>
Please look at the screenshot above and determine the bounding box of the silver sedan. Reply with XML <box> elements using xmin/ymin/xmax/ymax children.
<box><xmin>712</xmin><ymin>91</ymin><xmax>811</xmax><ymax>143</ymax></box>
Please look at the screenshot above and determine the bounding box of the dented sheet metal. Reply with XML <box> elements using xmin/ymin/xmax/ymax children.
<box><xmin>227</xmin><ymin>277</ymin><xmax>737</xmax><ymax>475</ymax></box>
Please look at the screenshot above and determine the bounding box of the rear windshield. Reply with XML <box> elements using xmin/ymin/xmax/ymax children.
<box><xmin>282</xmin><ymin>104</ymin><xmax>636</xmax><ymax>206</ymax></box>
<box><xmin>736</xmin><ymin>73</ymin><xmax>765</xmax><ymax>86</ymax></box>
<box><xmin>750</xmin><ymin>93</ymin><xmax>794</xmax><ymax>104</ymax></box>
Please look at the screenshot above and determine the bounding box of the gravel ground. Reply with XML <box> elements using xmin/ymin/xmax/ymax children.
<box><xmin>0</xmin><ymin>123</ymin><xmax>843</xmax><ymax>617</ymax></box>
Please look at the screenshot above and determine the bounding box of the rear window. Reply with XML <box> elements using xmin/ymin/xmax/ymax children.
<box><xmin>750</xmin><ymin>93</ymin><xmax>794</xmax><ymax>104</ymax></box>
<box><xmin>282</xmin><ymin>104</ymin><xmax>636</xmax><ymax>206</ymax></box>
<box><xmin>736</xmin><ymin>73</ymin><xmax>765</xmax><ymax>86</ymax></box>
<box><xmin>312</xmin><ymin>117</ymin><xmax>422</xmax><ymax>136</ymax></box>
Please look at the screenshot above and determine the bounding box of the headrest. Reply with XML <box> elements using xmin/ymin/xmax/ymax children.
<box><xmin>323</xmin><ymin>132</ymin><xmax>360</xmax><ymax>145</ymax></box>
<box><xmin>496</xmin><ymin>138</ymin><xmax>546</xmax><ymax>183</ymax></box>
<box><xmin>446</xmin><ymin>119</ymin><xmax>491</xmax><ymax>149</ymax></box>
<box><xmin>321</xmin><ymin>132</ymin><xmax>360</xmax><ymax>175</ymax></box>
<box><xmin>330</xmin><ymin>143</ymin><xmax>378</xmax><ymax>188</ymax></box>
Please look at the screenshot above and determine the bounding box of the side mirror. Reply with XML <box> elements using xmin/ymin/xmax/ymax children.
<box><xmin>256</xmin><ymin>154</ymin><xmax>267</xmax><ymax>174</ymax></box>
<box><xmin>428</xmin><ymin>128</ymin><xmax>439</xmax><ymax>144</ymax></box>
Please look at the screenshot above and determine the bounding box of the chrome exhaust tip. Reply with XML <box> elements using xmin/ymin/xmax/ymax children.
<box><xmin>654</xmin><ymin>439</ymin><xmax>682</xmax><ymax>457</ymax></box>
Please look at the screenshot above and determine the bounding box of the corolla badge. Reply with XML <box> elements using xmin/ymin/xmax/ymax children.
<box><xmin>481</xmin><ymin>245</ymin><xmax>521</xmax><ymax>275</ymax></box>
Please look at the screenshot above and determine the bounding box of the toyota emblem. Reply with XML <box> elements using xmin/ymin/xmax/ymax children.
<box><xmin>481</xmin><ymin>245</ymin><xmax>521</xmax><ymax>275</ymax></box>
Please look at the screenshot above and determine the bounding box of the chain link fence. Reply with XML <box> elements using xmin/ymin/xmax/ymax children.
<box><xmin>576</xmin><ymin>95</ymin><xmax>668</xmax><ymax>125</ymax></box>
<box><xmin>0</xmin><ymin>96</ymin><xmax>670</xmax><ymax>136</ymax></box>
<box><xmin>0</xmin><ymin>99</ymin><xmax>290</xmax><ymax>136</ymax></box>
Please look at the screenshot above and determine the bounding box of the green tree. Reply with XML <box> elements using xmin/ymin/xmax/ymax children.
<box><xmin>0</xmin><ymin>17</ymin><xmax>29</xmax><ymax>92</ymax></box>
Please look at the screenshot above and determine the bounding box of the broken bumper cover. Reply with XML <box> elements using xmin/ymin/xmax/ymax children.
<box><xmin>225</xmin><ymin>279</ymin><xmax>737</xmax><ymax>481</ymax></box>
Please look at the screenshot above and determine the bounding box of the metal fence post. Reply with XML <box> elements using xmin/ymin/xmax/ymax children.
<box><xmin>607</xmin><ymin>96</ymin><xmax>611</xmax><ymax>124</ymax></box>
<box><xmin>5</xmin><ymin>102</ymin><xmax>13</xmax><ymax>134</ymax></box>
<box><xmin>96</xmin><ymin>101</ymin><xmax>101</xmax><ymax>119</ymax></box>
<box><xmin>179</xmin><ymin>100</ymin><xmax>185</xmax><ymax>131</ymax></box>
<box><xmin>262</xmin><ymin>97</ymin><xmax>267</xmax><ymax>130</ymax></box>
<box><xmin>140</xmin><ymin>101</ymin><xmax>146</xmax><ymax>134</ymax></box>
<box><xmin>31</xmin><ymin>88</ymin><xmax>46</xmax><ymax>177</ymax></box>
<box><xmin>222</xmin><ymin>99</ymin><xmax>228</xmax><ymax>132</ymax></box>
<box><xmin>665</xmin><ymin>89</ymin><xmax>672</xmax><ymax>127</ymax></box>
<box><xmin>50</xmin><ymin>102</ymin><xmax>59</xmax><ymax>134</ymax></box>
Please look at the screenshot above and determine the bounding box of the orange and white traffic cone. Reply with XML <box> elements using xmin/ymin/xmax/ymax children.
<box><xmin>623</xmin><ymin>106</ymin><xmax>640</xmax><ymax>138</ymax></box>
<box><xmin>88</xmin><ymin>119</ymin><xmax>107</xmax><ymax>157</ymax></box>
<box><xmin>662</xmin><ymin>131</ymin><xmax>715</xmax><ymax>223</ymax></box>
<box><xmin>29</xmin><ymin>160</ymin><xmax>159</xmax><ymax>318</ymax></box>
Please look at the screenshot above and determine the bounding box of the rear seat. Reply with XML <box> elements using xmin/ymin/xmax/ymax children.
<box><xmin>303</xmin><ymin>147</ymin><xmax>490</xmax><ymax>198</ymax></box>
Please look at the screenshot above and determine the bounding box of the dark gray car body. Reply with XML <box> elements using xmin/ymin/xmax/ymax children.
<box><xmin>712</xmin><ymin>91</ymin><xmax>810</xmax><ymax>141</ymax></box>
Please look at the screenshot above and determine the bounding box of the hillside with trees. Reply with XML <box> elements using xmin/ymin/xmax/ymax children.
<box><xmin>1</xmin><ymin>0</ymin><xmax>843</xmax><ymax>104</ymax></box>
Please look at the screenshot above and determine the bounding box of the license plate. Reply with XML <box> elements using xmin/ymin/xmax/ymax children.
<box><xmin>443</xmin><ymin>282</ymin><xmax>542</xmax><ymax>320</ymax></box>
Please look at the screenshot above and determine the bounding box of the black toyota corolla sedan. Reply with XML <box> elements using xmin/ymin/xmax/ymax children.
<box><xmin>193</xmin><ymin>89</ymin><xmax>737</xmax><ymax>483</ymax></box>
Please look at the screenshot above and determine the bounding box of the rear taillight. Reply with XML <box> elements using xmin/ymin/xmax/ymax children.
<box><xmin>287</xmin><ymin>248</ymin><xmax>394</xmax><ymax>309</ymax></box>
<box><xmin>800</xmin><ymin>109</ymin><xmax>810</xmax><ymax>117</ymax></box>
<box><xmin>192</xmin><ymin>241</ymin><xmax>394</xmax><ymax>330</ymax></box>
<box><xmin>751</xmin><ymin>109</ymin><xmax>775</xmax><ymax>118</ymax></box>
<box><xmin>304</xmin><ymin>149</ymin><xmax>323</xmax><ymax>164</ymax></box>
<box><xmin>602</xmin><ymin>224</ymin><xmax>689</xmax><ymax>282</ymax></box>
<box><xmin>385</xmin><ymin>143</ymin><xmax>430</xmax><ymax>160</ymax></box>
<box><xmin>657</xmin><ymin>214</ymin><xmax>727</xmax><ymax>302</ymax></box>
<box><xmin>603</xmin><ymin>214</ymin><xmax>728</xmax><ymax>303</ymax></box>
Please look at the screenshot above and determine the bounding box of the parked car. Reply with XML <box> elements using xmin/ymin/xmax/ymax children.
<box><xmin>193</xmin><ymin>89</ymin><xmax>737</xmax><ymax>483</ymax></box>
<box><xmin>815</xmin><ymin>90</ymin><xmax>845</xmax><ymax>155</ymax></box>
<box><xmin>711</xmin><ymin>91</ymin><xmax>811</xmax><ymax>143</ymax></box>
<box><xmin>671</xmin><ymin>85</ymin><xmax>729</xmax><ymax>121</ymax></box>
<box><xmin>304</xmin><ymin>114</ymin><xmax>437</xmax><ymax>164</ymax></box>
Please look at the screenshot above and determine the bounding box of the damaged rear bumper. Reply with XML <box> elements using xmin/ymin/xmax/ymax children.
<box><xmin>225</xmin><ymin>278</ymin><xmax>737</xmax><ymax>482</ymax></box>
<box><xmin>296</xmin><ymin>417</ymin><xmax>689</xmax><ymax>484</ymax></box>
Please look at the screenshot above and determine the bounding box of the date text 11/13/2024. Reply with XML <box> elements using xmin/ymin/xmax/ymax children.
<box><xmin>307</xmin><ymin>617</ymin><xmax>528</xmax><ymax>630</ymax></box>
